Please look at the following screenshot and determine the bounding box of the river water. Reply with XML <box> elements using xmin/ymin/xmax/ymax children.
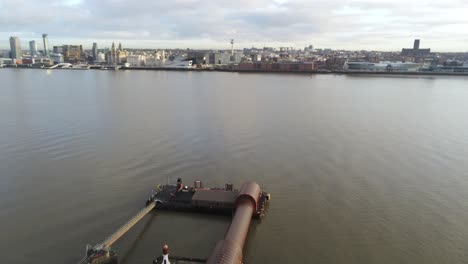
<box><xmin>1</xmin><ymin>69</ymin><xmax>468</xmax><ymax>263</ymax></box>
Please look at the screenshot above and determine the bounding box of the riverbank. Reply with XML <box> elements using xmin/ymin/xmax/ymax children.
<box><xmin>3</xmin><ymin>64</ymin><xmax>468</xmax><ymax>76</ymax></box>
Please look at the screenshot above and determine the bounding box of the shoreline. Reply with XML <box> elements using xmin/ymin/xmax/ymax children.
<box><xmin>2</xmin><ymin>65</ymin><xmax>468</xmax><ymax>77</ymax></box>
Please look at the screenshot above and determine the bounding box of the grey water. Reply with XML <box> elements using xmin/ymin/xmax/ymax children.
<box><xmin>1</xmin><ymin>68</ymin><xmax>468</xmax><ymax>263</ymax></box>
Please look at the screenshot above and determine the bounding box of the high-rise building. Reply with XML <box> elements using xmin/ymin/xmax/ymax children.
<box><xmin>9</xmin><ymin>36</ymin><xmax>22</xmax><ymax>59</ymax></box>
<box><xmin>42</xmin><ymin>34</ymin><xmax>50</xmax><ymax>57</ymax></box>
<box><xmin>29</xmin><ymin>40</ymin><xmax>38</xmax><ymax>56</ymax></box>
<box><xmin>109</xmin><ymin>42</ymin><xmax>117</xmax><ymax>64</ymax></box>
<box><xmin>230</xmin><ymin>39</ymin><xmax>234</xmax><ymax>56</ymax></box>
<box><xmin>92</xmin><ymin>43</ymin><xmax>98</xmax><ymax>61</ymax></box>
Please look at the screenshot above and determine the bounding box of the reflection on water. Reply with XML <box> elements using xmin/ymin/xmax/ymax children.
<box><xmin>2</xmin><ymin>69</ymin><xmax>468</xmax><ymax>263</ymax></box>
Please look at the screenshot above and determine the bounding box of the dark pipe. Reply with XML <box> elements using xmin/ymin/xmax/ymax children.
<box><xmin>207</xmin><ymin>182</ymin><xmax>261</xmax><ymax>264</ymax></box>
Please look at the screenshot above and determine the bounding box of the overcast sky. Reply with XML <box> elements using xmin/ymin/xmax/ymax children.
<box><xmin>1</xmin><ymin>0</ymin><xmax>467</xmax><ymax>51</ymax></box>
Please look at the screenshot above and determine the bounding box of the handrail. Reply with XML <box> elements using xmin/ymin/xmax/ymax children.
<box><xmin>77</xmin><ymin>201</ymin><xmax>156</xmax><ymax>264</ymax></box>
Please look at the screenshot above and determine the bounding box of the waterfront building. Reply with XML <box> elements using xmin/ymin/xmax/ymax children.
<box><xmin>62</xmin><ymin>45</ymin><xmax>85</xmax><ymax>63</ymax></box>
<box><xmin>22</xmin><ymin>58</ymin><xmax>35</xmax><ymax>65</ymax></box>
<box><xmin>97</xmin><ymin>52</ymin><xmax>106</xmax><ymax>63</ymax></box>
<box><xmin>0</xmin><ymin>58</ymin><xmax>13</xmax><ymax>66</ymax></box>
<box><xmin>161</xmin><ymin>50</ymin><xmax>166</xmax><ymax>64</ymax></box>
<box><xmin>50</xmin><ymin>53</ymin><xmax>64</xmax><ymax>64</ymax></box>
<box><xmin>143</xmin><ymin>50</ymin><xmax>167</xmax><ymax>66</ymax></box>
<box><xmin>117</xmin><ymin>50</ymin><xmax>128</xmax><ymax>64</ymax></box>
<box><xmin>9</xmin><ymin>36</ymin><xmax>22</xmax><ymax>59</ymax></box>
<box><xmin>429</xmin><ymin>64</ymin><xmax>468</xmax><ymax>73</ymax></box>
<box><xmin>110</xmin><ymin>42</ymin><xmax>117</xmax><ymax>64</ymax></box>
<box><xmin>344</xmin><ymin>61</ymin><xmax>423</xmax><ymax>71</ymax></box>
<box><xmin>145</xmin><ymin>55</ymin><xmax>159</xmax><ymax>66</ymax></box>
<box><xmin>211</xmin><ymin>52</ymin><xmax>236</xmax><ymax>65</ymax></box>
<box><xmin>230</xmin><ymin>52</ymin><xmax>243</xmax><ymax>64</ymax></box>
<box><xmin>187</xmin><ymin>51</ymin><xmax>210</xmax><ymax>64</ymax></box>
<box><xmin>238</xmin><ymin>61</ymin><xmax>315</xmax><ymax>72</ymax></box>
<box><xmin>92</xmin><ymin>43</ymin><xmax>98</xmax><ymax>62</ymax></box>
<box><xmin>53</xmin><ymin>46</ymin><xmax>63</xmax><ymax>54</ymax></box>
<box><xmin>29</xmin><ymin>40</ymin><xmax>38</xmax><ymax>56</ymax></box>
<box><xmin>127</xmin><ymin>54</ymin><xmax>146</xmax><ymax>66</ymax></box>
<box><xmin>252</xmin><ymin>54</ymin><xmax>262</xmax><ymax>62</ymax></box>
<box><xmin>105</xmin><ymin>42</ymin><xmax>126</xmax><ymax>64</ymax></box>
<box><xmin>42</xmin><ymin>34</ymin><xmax>50</xmax><ymax>57</ymax></box>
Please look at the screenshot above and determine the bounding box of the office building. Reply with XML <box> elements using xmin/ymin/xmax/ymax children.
<box><xmin>92</xmin><ymin>43</ymin><xmax>98</xmax><ymax>62</ymax></box>
<box><xmin>53</xmin><ymin>46</ymin><xmax>64</xmax><ymax>54</ymax></box>
<box><xmin>9</xmin><ymin>36</ymin><xmax>22</xmax><ymax>59</ymax></box>
<box><xmin>42</xmin><ymin>34</ymin><xmax>50</xmax><ymax>57</ymax></box>
<box><xmin>50</xmin><ymin>53</ymin><xmax>64</xmax><ymax>64</ymax></box>
<box><xmin>29</xmin><ymin>40</ymin><xmax>38</xmax><ymax>56</ymax></box>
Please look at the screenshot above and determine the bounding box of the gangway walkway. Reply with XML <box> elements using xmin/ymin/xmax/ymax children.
<box><xmin>77</xmin><ymin>201</ymin><xmax>156</xmax><ymax>264</ymax></box>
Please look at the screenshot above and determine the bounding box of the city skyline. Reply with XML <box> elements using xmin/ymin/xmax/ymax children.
<box><xmin>1</xmin><ymin>0</ymin><xmax>468</xmax><ymax>51</ymax></box>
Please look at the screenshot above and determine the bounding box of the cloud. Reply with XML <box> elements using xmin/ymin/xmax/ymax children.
<box><xmin>1</xmin><ymin>0</ymin><xmax>468</xmax><ymax>51</ymax></box>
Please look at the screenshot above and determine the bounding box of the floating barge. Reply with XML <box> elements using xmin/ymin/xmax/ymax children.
<box><xmin>148</xmin><ymin>180</ymin><xmax>269</xmax><ymax>219</ymax></box>
<box><xmin>80</xmin><ymin>180</ymin><xmax>270</xmax><ymax>264</ymax></box>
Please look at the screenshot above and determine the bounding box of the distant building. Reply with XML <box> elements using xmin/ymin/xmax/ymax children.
<box><xmin>96</xmin><ymin>52</ymin><xmax>106</xmax><ymax>63</ymax></box>
<box><xmin>127</xmin><ymin>54</ymin><xmax>145</xmax><ymax>66</ymax></box>
<box><xmin>42</xmin><ymin>34</ymin><xmax>50</xmax><ymax>57</ymax></box>
<box><xmin>107</xmin><ymin>42</ymin><xmax>118</xmax><ymax>64</ymax></box>
<box><xmin>92</xmin><ymin>43</ymin><xmax>98</xmax><ymax>62</ymax></box>
<box><xmin>62</xmin><ymin>45</ymin><xmax>85</xmax><ymax>63</ymax></box>
<box><xmin>9</xmin><ymin>36</ymin><xmax>22</xmax><ymax>59</ymax></box>
<box><xmin>52</xmin><ymin>46</ymin><xmax>63</xmax><ymax>54</ymax></box>
<box><xmin>206</xmin><ymin>52</ymin><xmax>240</xmax><ymax>65</ymax></box>
<box><xmin>344</xmin><ymin>61</ymin><xmax>422</xmax><ymax>72</ymax></box>
<box><xmin>401</xmin><ymin>39</ymin><xmax>430</xmax><ymax>57</ymax></box>
<box><xmin>50</xmin><ymin>53</ymin><xmax>64</xmax><ymax>64</ymax></box>
<box><xmin>161</xmin><ymin>50</ymin><xmax>166</xmax><ymax>64</ymax></box>
<box><xmin>230</xmin><ymin>52</ymin><xmax>243</xmax><ymax>64</ymax></box>
<box><xmin>145</xmin><ymin>51</ymin><xmax>166</xmax><ymax>66</ymax></box>
<box><xmin>238</xmin><ymin>61</ymin><xmax>315</xmax><ymax>72</ymax></box>
<box><xmin>22</xmin><ymin>58</ymin><xmax>35</xmax><ymax>65</ymax></box>
<box><xmin>29</xmin><ymin>40</ymin><xmax>38</xmax><ymax>56</ymax></box>
<box><xmin>187</xmin><ymin>51</ymin><xmax>210</xmax><ymax>64</ymax></box>
<box><xmin>304</xmin><ymin>45</ymin><xmax>314</xmax><ymax>52</ymax></box>
<box><xmin>106</xmin><ymin>42</ymin><xmax>127</xmax><ymax>64</ymax></box>
<box><xmin>117</xmin><ymin>49</ymin><xmax>128</xmax><ymax>64</ymax></box>
<box><xmin>0</xmin><ymin>58</ymin><xmax>13</xmax><ymax>66</ymax></box>
<box><xmin>111</xmin><ymin>42</ymin><xmax>116</xmax><ymax>64</ymax></box>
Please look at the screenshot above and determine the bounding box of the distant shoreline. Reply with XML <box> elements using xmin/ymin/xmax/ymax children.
<box><xmin>2</xmin><ymin>65</ymin><xmax>468</xmax><ymax>77</ymax></box>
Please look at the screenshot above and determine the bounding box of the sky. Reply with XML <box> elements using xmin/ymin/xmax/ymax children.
<box><xmin>1</xmin><ymin>0</ymin><xmax>468</xmax><ymax>51</ymax></box>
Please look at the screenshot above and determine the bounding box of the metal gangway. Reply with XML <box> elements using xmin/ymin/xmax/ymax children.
<box><xmin>77</xmin><ymin>201</ymin><xmax>156</xmax><ymax>264</ymax></box>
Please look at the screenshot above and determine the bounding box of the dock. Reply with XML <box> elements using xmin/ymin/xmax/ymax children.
<box><xmin>78</xmin><ymin>180</ymin><xmax>270</xmax><ymax>264</ymax></box>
